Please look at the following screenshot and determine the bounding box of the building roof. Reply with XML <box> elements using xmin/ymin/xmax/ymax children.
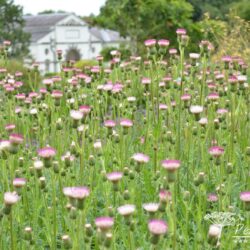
<box><xmin>89</xmin><ymin>27</ymin><xmax>125</xmax><ymax>42</ymax></box>
<box><xmin>24</xmin><ymin>13</ymin><xmax>70</xmax><ymax>42</ymax></box>
<box><xmin>24</xmin><ymin>13</ymin><xmax>126</xmax><ymax>43</ymax></box>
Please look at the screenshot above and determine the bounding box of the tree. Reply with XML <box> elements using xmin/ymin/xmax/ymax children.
<box><xmin>93</xmin><ymin>0</ymin><xmax>198</xmax><ymax>53</ymax></box>
<box><xmin>231</xmin><ymin>0</ymin><xmax>250</xmax><ymax>21</ymax></box>
<box><xmin>0</xmin><ymin>0</ymin><xmax>30</xmax><ymax>58</ymax></box>
<box><xmin>38</xmin><ymin>10</ymin><xmax>67</xmax><ymax>15</ymax></box>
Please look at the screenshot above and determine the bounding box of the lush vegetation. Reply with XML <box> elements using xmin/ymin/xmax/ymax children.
<box><xmin>0</xmin><ymin>0</ymin><xmax>30</xmax><ymax>58</ymax></box>
<box><xmin>0</xmin><ymin>29</ymin><xmax>249</xmax><ymax>250</ymax></box>
<box><xmin>91</xmin><ymin>0</ymin><xmax>250</xmax><ymax>57</ymax></box>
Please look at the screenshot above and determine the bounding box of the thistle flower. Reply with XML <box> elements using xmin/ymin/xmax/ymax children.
<box><xmin>144</xmin><ymin>39</ymin><xmax>156</xmax><ymax>47</ymax></box>
<box><xmin>143</xmin><ymin>203</ymin><xmax>159</xmax><ymax>215</ymax></box>
<box><xmin>208</xmin><ymin>224</ymin><xmax>222</xmax><ymax>246</ymax></box>
<box><xmin>131</xmin><ymin>153</ymin><xmax>150</xmax><ymax>172</ymax></box>
<box><xmin>79</xmin><ymin>105</ymin><xmax>91</xmax><ymax>115</ymax></box>
<box><xmin>106</xmin><ymin>172</ymin><xmax>123</xmax><ymax>183</ymax></box>
<box><xmin>0</xmin><ymin>140</ymin><xmax>11</xmax><ymax>158</ymax></box>
<box><xmin>70</xmin><ymin>110</ymin><xmax>83</xmax><ymax>121</ymax></box>
<box><xmin>148</xmin><ymin>219</ymin><xmax>168</xmax><ymax>245</ymax></box>
<box><xmin>158</xmin><ymin>39</ymin><xmax>170</xmax><ymax>47</ymax></box>
<box><xmin>117</xmin><ymin>204</ymin><xmax>135</xmax><ymax>217</ymax></box>
<box><xmin>9</xmin><ymin>133</ymin><xmax>24</xmax><ymax>145</ymax></box>
<box><xmin>95</xmin><ymin>217</ymin><xmax>114</xmax><ymax>231</ymax></box>
<box><xmin>190</xmin><ymin>105</ymin><xmax>203</xmax><ymax>114</ymax></box>
<box><xmin>190</xmin><ymin>105</ymin><xmax>203</xmax><ymax>120</ymax></box>
<box><xmin>207</xmin><ymin>193</ymin><xmax>218</xmax><ymax>202</ymax></box>
<box><xmin>176</xmin><ymin>28</ymin><xmax>186</xmax><ymax>35</ymax></box>
<box><xmin>161</xmin><ymin>159</ymin><xmax>181</xmax><ymax>182</ymax></box>
<box><xmin>63</xmin><ymin>186</ymin><xmax>90</xmax><ymax>209</ymax></box>
<box><xmin>13</xmin><ymin>178</ymin><xmax>26</xmax><ymax>188</ymax></box>
<box><xmin>37</xmin><ymin>146</ymin><xmax>56</xmax><ymax>168</ymax></box>
<box><xmin>38</xmin><ymin>147</ymin><xmax>56</xmax><ymax>159</ymax></box>
<box><xmin>4</xmin><ymin>192</ymin><xmax>19</xmax><ymax>205</ymax></box>
<box><xmin>240</xmin><ymin>191</ymin><xmax>250</xmax><ymax>210</ymax></box>
<box><xmin>104</xmin><ymin>120</ymin><xmax>116</xmax><ymax>128</ymax></box>
<box><xmin>120</xmin><ymin>119</ymin><xmax>133</xmax><ymax>128</ymax></box>
<box><xmin>161</xmin><ymin>159</ymin><xmax>181</xmax><ymax>172</ymax></box>
<box><xmin>208</xmin><ymin>146</ymin><xmax>224</xmax><ymax>157</ymax></box>
<box><xmin>5</xmin><ymin>124</ymin><xmax>16</xmax><ymax>132</ymax></box>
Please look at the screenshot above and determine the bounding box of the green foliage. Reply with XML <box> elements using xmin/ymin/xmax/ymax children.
<box><xmin>74</xmin><ymin>59</ymin><xmax>98</xmax><ymax>70</ymax></box>
<box><xmin>0</xmin><ymin>0</ymin><xmax>30</xmax><ymax>58</ymax></box>
<box><xmin>231</xmin><ymin>0</ymin><xmax>250</xmax><ymax>21</ymax></box>
<box><xmin>187</xmin><ymin>0</ymin><xmax>237</xmax><ymax>20</ymax></box>
<box><xmin>38</xmin><ymin>10</ymin><xmax>67</xmax><ymax>15</ymax></box>
<box><xmin>94</xmin><ymin>0</ymin><xmax>197</xmax><ymax>53</ymax></box>
<box><xmin>100</xmin><ymin>44</ymin><xmax>132</xmax><ymax>61</ymax></box>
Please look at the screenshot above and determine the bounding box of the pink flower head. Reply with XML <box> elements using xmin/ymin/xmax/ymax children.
<box><xmin>4</xmin><ymin>192</ymin><xmax>19</xmax><ymax>205</ymax></box>
<box><xmin>207</xmin><ymin>193</ymin><xmax>218</xmax><ymax>202</ymax></box>
<box><xmin>9</xmin><ymin>133</ymin><xmax>24</xmax><ymax>145</ymax></box>
<box><xmin>5</xmin><ymin>124</ymin><xmax>16</xmax><ymax>132</ymax></box>
<box><xmin>144</xmin><ymin>39</ymin><xmax>156</xmax><ymax>47</ymax></box>
<box><xmin>143</xmin><ymin>203</ymin><xmax>159</xmax><ymax>213</ymax></box>
<box><xmin>217</xmin><ymin>109</ymin><xmax>228</xmax><ymax>115</ymax></box>
<box><xmin>96</xmin><ymin>55</ymin><xmax>104</xmax><ymax>61</ymax></box>
<box><xmin>176</xmin><ymin>28</ymin><xmax>186</xmax><ymax>35</ymax></box>
<box><xmin>148</xmin><ymin>219</ymin><xmax>168</xmax><ymax>235</ymax></box>
<box><xmin>51</xmin><ymin>90</ymin><xmax>63</xmax><ymax>99</ymax></box>
<box><xmin>190</xmin><ymin>105</ymin><xmax>203</xmax><ymax>114</ymax></box>
<box><xmin>13</xmin><ymin>178</ymin><xmax>26</xmax><ymax>187</ymax></box>
<box><xmin>189</xmin><ymin>53</ymin><xmax>200</xmax><ymax>59</ymax></box>
<box><xmin>3</xmin><ymin>40</ymin><xmax>11</xmax><ymax>46</ymax></box>
<box><xmin>159</xmin><ymin>189</ymin><xmax>172</xmax><ymax>202</ymax></box>
<box><xmin>95</xmin><ymin>217</ymin><xmax>114</xmax><ymax>230</ymax></box>
<box><xmin>159</xmin><ymin>104</ymin><xmax>168</xmax><ymax>110</ymax></box>
<box><xmin>161</xmin><ymin>159</ymin><xmax>181</xmax><ymax>171</ymax></box>
<box><xmin>120</xmin><ymin>119</ymin><xmax>133</xmax><ymax>128</ymax></box>
<box><xmin>131</xmin><ymin>153</ymin><xmax>150</xmax><ymax>163</ymax></box>
<box><xmin>63</xmin><ymin>187</ymin><xmax>90</xmax><ymax>199</ymax></box>
<box><xmin>16</xmin><ymin>93</ymin><xmax>26</xmax><ymax>100</ymax></box>
<box><xmin>240</xmin><ymin>192</ymin><xmax>250</xmax><ymax>202</ymax></box>
<box><xmin>158</xmin><ymin>39</ymin><xmax>170</xmax><ymax>47</ymax></box>
<box><xmin>117</xmin><ymin>204</ymin><xmax>136</xmax><ymax>216</ymax></box>
<box><xmin>43</xmin><ymin>78</ymin><xmax>53</xmax><ymax>86</ymax></box>
<box><xmin>70</xmin><ymin>110</ymin><xmax>83</xmax><ymax>120</ymax></box>
<box><xmin>141</xmin><ymin>77</ymin><xmax>151</xmax><ymax>85</ymax></box>
<box><xmin>29</xmin><ymin>92</ymin><xmax>38</xmax><ymax>99</ymax></box>
<box><xmin>221</xmin><ymin>55</ymin><xmax>232</xmax><ymax>63</ymax></box>
<box><xmin>104</xmin><ymin>120</ymin><xmax>116</xmax><ymax>128</ymax></box>
<box><xmin>181</xmin><ymin>93</ymin><xmax>191</xmax><ymax>101</ymax></box>
<box><xmin>207</xmin><ymin>92</ymin><xmax>219</xmax><ymax>101</ymax></box>
<box><xmin>106</xmin><ymin>172</ymin><xmax>123</xmax><ymax>183</ymax></box>
<box><xmin>79</xmin><ymin>105</ymin><xmax>91</xmax><ymax>115</ymax></box>
<box><xmin>37</xmin><ymin>147</ymin><xmax>56</xmax><ymax>159</ymax></box>
<box><xmin>169</xmin><ymin>48</ymin><xmax>177</xmax><ymax>55</ymax></box>
<box><xmin>208</xmin><ymin>146</ymin><xmax>224</xmax><ymax>157</ymax></box>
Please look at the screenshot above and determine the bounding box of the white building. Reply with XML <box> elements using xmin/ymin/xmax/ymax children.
<box><xmin>24</xmin><ymin>13</ymin><xmax>126</xmax><ymax>73</ymax></box>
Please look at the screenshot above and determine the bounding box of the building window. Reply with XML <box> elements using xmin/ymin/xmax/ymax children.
<box><xmin>45</xmin><ymin>48</ymin><xmax>49</xmax><ymax>55</ymax></box>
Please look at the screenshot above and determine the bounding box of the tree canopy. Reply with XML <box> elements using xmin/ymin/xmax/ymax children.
<box><xmin>0</xmin><ymin>0</ymin><xmax>30</xmax><ymax>58</ymax></box>
<box><xmin>92</xmin><ymin>0</ymin><xmax>249</xmax><ymax>54</ymax></box>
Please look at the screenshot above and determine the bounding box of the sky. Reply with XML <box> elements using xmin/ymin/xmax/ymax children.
<box><xmin>14</xmin><ymin>0</ymin><xmax>106</xmax><ymax>16</ymax></box>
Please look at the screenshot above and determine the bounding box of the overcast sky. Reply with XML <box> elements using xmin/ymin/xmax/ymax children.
<box><xmin>14</xmin><ymin>0</ymin><xmax>106</xmax><ymax>16</ymax></box>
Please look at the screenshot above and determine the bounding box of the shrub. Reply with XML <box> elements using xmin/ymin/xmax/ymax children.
<box><xmin>74</xmin><ymin>59</ymin><xmax>98</xmax><ymax>70</ymax></box>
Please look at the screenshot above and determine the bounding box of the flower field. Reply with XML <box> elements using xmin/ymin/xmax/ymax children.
<box><xmin>0</xmin><ymin>30</ymin><xmax>249</xmax><ymax>250</ymax></box>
